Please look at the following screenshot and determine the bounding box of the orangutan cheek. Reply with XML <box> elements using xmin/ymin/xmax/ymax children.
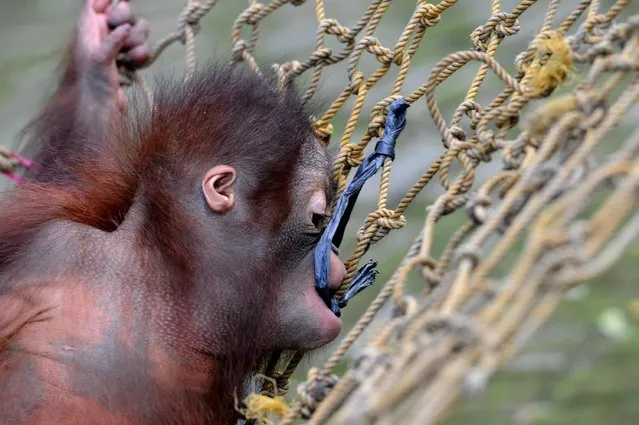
<box><xmin>272</xmin><ymin>285</ymin><xmax>342</xmax><ymax>351</ymax></box>
<box><xmin>301</xmin><ymin>287</ymin><xmax>342</xmax><ymax>346</ymax></box>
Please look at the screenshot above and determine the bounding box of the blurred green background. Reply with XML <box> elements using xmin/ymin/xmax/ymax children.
<box><xmin>1</xmin><ymin>1</ymin><xmax>638</xmax><ymax>424</ymax></box>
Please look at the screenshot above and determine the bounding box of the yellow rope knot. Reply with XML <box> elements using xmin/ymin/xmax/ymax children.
<box><xmin>357</xmin><ymin>209</ymin><xmax>407</xmax><ymax>243</ymax></box>
<box><xmin>343</xmin><ymin>143</ymin><xmax>365</xmax><ymax>167</ymax></box>
<box><xmin>367</xmin><ymin>115</ymin><xmax>387</xmax><ymax>138</ymax></box>
<box><xmin>312</xmin><ymin>47</ymin><xmax>333</xmax><ymax>65</ymax></box>
<box><xmin>297</xmin><ymin>368</ymin><xmax>339</xmax><ymax>419</ymax></box>
<box><xmin>237</xmin><ymin>393</ymin><xmax>290</xmax><ymax>425</ymax></box>
<box><xmin>393</xmin><ymin>49</ymin><xmax>405</xmax><ymax>66</ymax></box>
<box><xmin>321</xmin><ymin>18</ymin><xmax>353</xmax><ymax>44</ymax></box>
<box><xmin>368</xmin><ymin>98</ymin><xmax>399</xmax><ymax>138</ymax></box>
<box><xmin>374</xmin><ymin>209</ymin><xmax>407</xmax><ymax>230</ymax></box>
<box><xmin>313</xmin><ymin>119</ymin><xmax>334</xmax><ymax>145</ymax></box>
<box><xmin>416</xmin><ymin>3</ymin><xmax>441</xmax><ymax>28</ymax></box>
<box><xmin>349</xmin><ymin>71</ymin><xmax>365</xmax><ymax>94</ymax></box>
<box><xmin>365</xmin><ymin>39</ymin><xmax>395</xmax><ymax>66</ymax></box>
<box><xmin>471</xmin><ymin>25</ymin><xmax>490</xmax><ymax>52</ymax></box>
<box><xmin>176</xmin><ymin>1</ymin><xmax>205</xmax><ymax>41</ymax></box>
<box><xmin>527</xmin><ymin>31</ymin><xmax>573</xmax><ymax>96</ymax></box>
<box><xmin>235</xmin><ymin>374</ymin><xmax>290</xmax><ymax>424</ymax></box>
<box><xmin>334</xmin><ymin>173</ymin><xmax>348</xmax><ymax>193</ymax></box>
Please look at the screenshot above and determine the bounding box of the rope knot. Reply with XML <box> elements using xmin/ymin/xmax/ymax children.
<box><xmin>313</xmin><ymin>47</ymin><xmax>333</xmax><ymax>64</ymax></box>
<box><xmin>232</xmin><ymin>40</ymin><xmax>249</xmax><ymax>61</ymax></box>
<box><xmin>447</xmin><ymin>125</ymin><xmax>467</xmax><ymax>141</ymax></box>
<box><xmin>527</xmin><ymin>31</ymin><xmax>573</xmax><ymax>96</ymax></box>
<box><xmin>442</xmin><ymin>194</ymin><xmax>469</xmax><ymax>215</ymax></box>
<box><xmin>471</xmin><ymin>25</ymin><xmax>489</xmax><ymax>52</ymax></box>
<box><xmin>495</xmin><ymin>112</ymin><xmax>520</xmax><ymax>129</ymax></box>
<box><xmin>493</xmin><ymin>13</ymin><xmax>520</xmax><ymax>38</ymax></box>
<box><xmin>393</xmin><ymin>49</ymin><xmax>405</xmax><ymax>65</ymax></box>
<box><xmin>468</xmin><ymin>193</ymin><xmax>492</xmax><ymax>225</ymax></box>
<box><xmin>240</xmin><ymin>2</ymin><xmax>265</xmax><ymax>25</ymax></box>
<box><xmin>366</xmin><ymin>38</ymin><xmax>394</xmax><ymax>65</ymax></box>
<box><xmin>477</xmin><ymin>129</ymin><xmax>495</xmax><ymax>145</ymax></box>
<box><xmin>322</xmin><ymin>18</ymin><xmax>353</xmax><ymax>43</ymax></box>
<box><xmin>416</xmin><ymin>3</ymin><xmax>441</xmax><ymax>27</ymax></box>
<box><xmin>372</xmin><ymin>208</ymin><xmax>407</xmax><ymax>230</ymax></box>
<box><xmin>313</xmin><ymin>119</ymin><xmax>334</xmax><ymax>145</ymax></box>
<box><xmin>276</xmin><ymin>60</ymin><xmax>302</xmax><ymax>90</ymax></box>
<box><xmin>367</xmin><ymin>114</ymin><xmax>387</xmax><ymax>139</ymax></box>
<box><xmin>343</xmin><ymin>143</ymin><xmax>365</xmax><ymax>167</ymax></box>
<box><xmin>349</xmin><ymin>71</ymin><xmax>365</xmax><ymax>94</ymax></box>
<box><xmin>515</xmin><ymin>50</ymin><xmax>533</xmax><ymax>73</ymax></box>
<box><xmin>463</xmin><ymin>142</ymin><xmax>493</xmax><ymax>162</ymax></box>
<box><xmin>177</xmin><ymin>3</ymin><xmax>203</xmax><ymax>43</ymax></box>
<box><xmin>297</xmin><ymin>368</ymin><xmax>339</xmax><ymax>419</ymax></box>
<box><xmin>471</xmin><ymin>12</ymin><xmax>520</xmax><ymax>51</ymax></box>
<box><xmin>181</xmin><ymin>1</ymin><xmax>205</xmax><ymax>26</ymax></box>
<box><xmin>367</xmin><ymin>98</ymin><xmax>398</xmax><ymax>138</ymax></box>
<box><xmin>357</xmin><ymin>209</ymin><xmax>406</xmax><ymax>243</ymax></box>
<box><xmin>455</xmin><ymin>100</ymin><xmax>482</xmax><ymax>123</ymax></box>
<box><xmin>238</xmin><ymin>393</ymin><xmax>289</xmax><ymax>425</ymax></box>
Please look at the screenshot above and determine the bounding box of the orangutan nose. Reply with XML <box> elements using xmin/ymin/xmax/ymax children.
<box><xmin>328</xmin><ymin>251</ymin><xmax>346</xmax><ymax>290</ymax></box>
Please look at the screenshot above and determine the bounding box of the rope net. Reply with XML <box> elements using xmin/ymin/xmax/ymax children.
<box><xmin>6</xmin><ymin>0</ymin><xmax>639</xmax><ymax>424</ymax></box>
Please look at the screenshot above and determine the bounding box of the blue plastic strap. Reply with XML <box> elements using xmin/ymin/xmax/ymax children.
<box><xmin>313</xmin><ymin>98</ymin><xmax>409</xmax><ymax>316</ymax></box>
<box><xmin>337</xmin><ymin>260</ymin><xmax>378</xmax><ymax>309</ymax></box>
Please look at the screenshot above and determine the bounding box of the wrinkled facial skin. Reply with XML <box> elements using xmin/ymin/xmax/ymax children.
<box><xmin>226</xmin><ymin>138</ymin><xmax>346</xmax><ymax>351</ymax></box>
<box><xmin>262</xmin><ymin>141</ymin><xmax>345</xmax><ymax>351</ymax></box>
<box><xmin>193</xmin><ymin>137</ymin><xmax>346</xmax><ymax>354</ymax></box>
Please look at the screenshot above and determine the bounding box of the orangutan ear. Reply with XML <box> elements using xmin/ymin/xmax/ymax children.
<box><xmin>202</xmin><ymin>165</ymin><xmax>236</xmax><ymax>214</ymax></box>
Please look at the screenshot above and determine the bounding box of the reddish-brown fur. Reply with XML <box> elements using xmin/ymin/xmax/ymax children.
<box><xmin>0</xmin><ymin>63</ymin><xmax>321</xmax><ymax>424</ymax></box>
<box><xmin>2</xmin><ymin>63</ymin><xmax>311</xmax><ymax>270</ymax></box>
<box><xmin>0</xmin><ymin>3</ymin><xmax>345</xmax><ymax>423</ymax></box>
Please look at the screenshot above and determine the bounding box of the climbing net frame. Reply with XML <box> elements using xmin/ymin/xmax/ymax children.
<box><xmin>5</xmin><ymin>1</ymin><xmax>638</xmax><ymax>424</ymax></box>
